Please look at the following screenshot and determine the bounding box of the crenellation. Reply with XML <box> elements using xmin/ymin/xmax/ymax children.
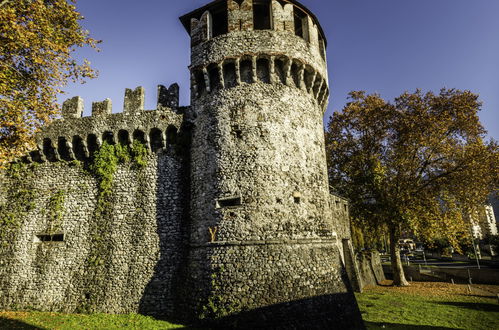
<box><xmin>124</xmin><ymin>86</ymin><xmax>145</xmax><ymax>113</ymax></box>
<box><xmin>92</xmin><ymin>98</ymin><xmax>112</xmax><ymax>117</ymax></box>
<box><xmin>271</xmin><ymin>0</ymin><xmax>294</xmax><ymax>32</ymax></box>
<box><xmin>190</xmin><ymin>11</ymin><xmax>211</xmax><ymax>47</ymax></box>
<box><xmin>157</xmin><ymin>83</ymin><xmax>180</xmax><ymax>109</ymax></box>
<box><xmin>307</xmin><ymin>16</ymin><xmax>319</xmax><ymax>48</ymax></box>
<box><xmin>62</xmin><ymin>96</ymin><xmax>84</xmax><ymax>119</ymax></box>
<box><xmin>228</xmin><ymin>0</ymin><xmax>253</xmax><ymax>32</ymax></box>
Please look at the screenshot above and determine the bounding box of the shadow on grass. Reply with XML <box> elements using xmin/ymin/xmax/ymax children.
<box><xmin>436</xmin><ymin>301</ymin><xmax>499</xmax><ymax>312</ymax></box>
<box><xmin>365</xmin><ymin>321</ymin><xmax>457</xmax><ymax>329</ymax></box>
<box><xmin>0</xmin><ymin>317</ymin><xmax>42</xmax><ymax>329</ymax></box>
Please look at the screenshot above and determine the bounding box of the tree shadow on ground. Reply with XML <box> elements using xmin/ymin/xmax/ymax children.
<box><xmin>364</xmin><ymin>321</ymin><xmax>458</xmax><ymax>329</ymax></box>
<box><xmin>0</xmin><ymin>317</ymin><xmax>42</xmax><ymax>329</ymax></box>
<box><xmin>436</xmin><ymin>301</ymin><xmax>499</xmax><ymax>312</ymax></box>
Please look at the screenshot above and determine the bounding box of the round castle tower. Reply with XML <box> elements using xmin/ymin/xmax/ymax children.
<box><xmin>180</xmin><ymin>0</ymin><xmax>362</xmax><ymax>327</ymax></box>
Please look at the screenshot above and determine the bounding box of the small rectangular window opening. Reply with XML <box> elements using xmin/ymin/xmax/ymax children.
<box><xmin>294</xmin><ymin>197</ymin><xmax>301</xmax><ymax>204</ymax></box>
<box><xmin>216</xmin><ymin>197</ymin><xmax>242</xmax><ymax>208</ymax></box>
<box><xmin>35</xmin><ymin>233</ymin><xmax>64</xmax><ymax>242</ymax></box>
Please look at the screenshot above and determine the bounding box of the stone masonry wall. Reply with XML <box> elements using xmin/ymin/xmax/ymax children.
<box><xmin>0</xmin><ymin>86</ymin><xmax>187</xmax><ymax>317</ymax></box>
<box><xmin>0</xmin><ymin>152</ymin><xmax>185</xmax><ymax>315</ymax></box>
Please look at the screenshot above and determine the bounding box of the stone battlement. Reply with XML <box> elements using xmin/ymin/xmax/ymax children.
<box><xmin>24</xmin><ymin>84</ymin><xmax>185</xmax><ymax>164</ymax></box>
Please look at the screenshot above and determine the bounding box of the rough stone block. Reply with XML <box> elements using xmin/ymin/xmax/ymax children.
<box><xmin>62</xmin><ymin>96</ymin><xmax>84</xmax><ymax>119</ymax></box>
<box><xmin>124</xmin><ymin>86</ymin><xmax>145</xmax><ymax>113</ymax></box>
<box><xmin>191</xmin><ymin>11</ymin><xmax>211</xmax><ymax>47</ymax></box>
<box><xmin>158</xmin><ymin>84</ymin><xmax>179</xmax><ymax>109</ymax></box>
<box><xmin>228</xmin><ymin>0</ymin><xmax>253</xmax><ymax>32</ymax></box>
<box><xmin>271</xmin><ymin>0</ymin><xmax>294</xmax><ymax>32</ymax></box>
<box><xmin>92</xmin><ymin>99</ymin><xmax>112</xmax><ymax>116</ymax></box>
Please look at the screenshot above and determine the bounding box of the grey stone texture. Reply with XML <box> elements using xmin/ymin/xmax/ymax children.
<box><xmin>356</xmin><ymin>251</ymin><xmax>386</xmax><ymax>289</ymax></box>
<box><xmin>1</xmin><ymin>1</ymin><xmax>364</xmax><ymax>328</ymax></box>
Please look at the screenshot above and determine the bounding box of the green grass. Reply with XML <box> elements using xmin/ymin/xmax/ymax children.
<box><xmin>356</xmin><ymin>286</ymin><xmax>499</xmax><ymax>329</ymax></box>
<box><xmin>0</xmin><ymin>312</ymin><xmax>194</xmax><ymax>329</ymax></box>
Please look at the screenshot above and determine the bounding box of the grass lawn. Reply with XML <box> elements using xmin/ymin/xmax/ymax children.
<box><xmin>356</xmin><ymin>281</ymin><xmax>499</xmax><ymax>329</ymax></box>
<box><xmin>0</xmin><ymin>312</ymin><xmax>193</xmax><ymax>329</ymax></box>
<box><xmin>2</xmin><ymin>282</ymin><xmax>498</xmax><ymax>329</ymax></box>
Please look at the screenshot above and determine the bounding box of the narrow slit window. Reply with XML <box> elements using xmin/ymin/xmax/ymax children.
<box><xmin>35</xmin><ymin>234</ymin><xmax>64</xmax><ymax>242</ymax></box>
<box><xmin>216</xmin><ymin>197</ymin><xmax>242</xmax><ymax>208</ymax></box>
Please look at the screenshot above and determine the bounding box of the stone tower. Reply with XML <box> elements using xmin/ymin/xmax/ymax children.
<box><xmin>180</xmin><ymin>0</ymin><xmax>363</xmax><ymax>327</ymax></box>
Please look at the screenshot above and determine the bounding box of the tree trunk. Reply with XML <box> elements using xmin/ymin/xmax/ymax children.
<box><xmin>389</xmin><ymin>226</ymin><xmax>409</xmax><ymax>286</ymax></box>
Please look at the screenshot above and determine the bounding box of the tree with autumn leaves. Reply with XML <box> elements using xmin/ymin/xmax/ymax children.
<box><xmin>0</xmin><ymin>0</ymin><xmax>98</xmax><ymax>167</ymax></box>
<box><xmin>326</xmin><ymin>89</ymin><xmax>498</xmax><ymax>286</ymax></box>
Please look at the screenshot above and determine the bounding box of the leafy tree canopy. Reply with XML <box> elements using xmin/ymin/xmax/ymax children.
<box><xmin>326</xmin><ymin>89</ymin><xmax>498</xmax><ymax>285</ymax></box>
<box><xmin>0</xmin><ymin>0</ymin><xmax>98</xmax><ymax>166</ymax></box>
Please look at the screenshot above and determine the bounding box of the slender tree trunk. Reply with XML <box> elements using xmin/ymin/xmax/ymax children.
<box><xmin>389</xmin><ymin>225</ymin><xmax>409</xmax><ymax>286</ymax></box>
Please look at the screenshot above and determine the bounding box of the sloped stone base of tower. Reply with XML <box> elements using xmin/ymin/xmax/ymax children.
<box><xmin>180</xmin><ymin>241</ymin><xmax>365</xmax><ymax>329</ymax></box>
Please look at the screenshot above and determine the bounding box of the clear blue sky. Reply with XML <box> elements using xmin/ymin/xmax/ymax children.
<box><xmin>62</xmin><ymin>0</ymin><xmax>499</xmax><ymax>140</ymax></box>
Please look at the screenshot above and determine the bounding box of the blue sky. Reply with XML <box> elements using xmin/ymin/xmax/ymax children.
<box><xmin>63</xmin><ymin>0</ymin><xmax>499</xmax><ymax>140</ymax></box>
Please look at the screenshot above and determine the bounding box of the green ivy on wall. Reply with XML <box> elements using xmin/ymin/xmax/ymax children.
<box><xmin>81</xmin><ymin>140</ymin><xmax>149</xmax><ymax>312</ymax></box>
<box><xmin>0</xmin><ymin>163</ymin><xmax>37</xmax><ymax>249</ymax></box>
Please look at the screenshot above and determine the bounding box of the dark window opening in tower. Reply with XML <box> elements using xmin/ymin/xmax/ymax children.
<box><xmin>133</xmin><ymin>130</ymin><xmax>146</xmax><ymax>145</ymax></box>
<box><xmin>208</xmin><ymin>64</ymin><xmax>221</xmax><ymax>91</ymax></box>
<box><xmin>87</xmin><ymin>134</ymin><xmax>98</xmax><ymax>158</ymax></box>
<box><xmin>318</xmin><ymin>34</ymin><xmax>326</xmax><ymax>60</ymax></box>
<box><xmin>166</xmin><ymin>125</ymin><xmax>178</xmax><ymax>145</ymax></box>
<box><xmin>57</xmin><ymin>137</ymin><xmax>72</xmax><ymax>161</ymax></box>
<box><xmin>118</xmin><ymin>130</ymin><xmax>130</xmax><ymax>146</ymax></box>
<box><xmin>274</xmin><ymin>59</ymin><xmax>286</xmax><ymax>84</ymax></box>
<box><xmin>290</xmin><ymin>62</ymin><xmax>300</xmax><ymax>88</ymax></box>
<box><xmin>194</xmin><ymin>70</ymin><xmax>206</xmax><ymax>97</ymax></box>
<box><xmin>150</xmin><ymin>128</ymin><xmax>164</xmax><ymax>153</ymax></box>
<box><xmin>240</xmin><ymin>59</ymin><xmax>253</xmax><ymax>83</ymax></box>
<box><xmin>253</xmin><ymin>0</ymin><xmax>272</xmax><ymax>30</ymax></box>
<box><xmin>43</xmin><ymin>138</ymin><xmax>57</xmax><ymax>162</ymax></box>
<box><xmin>211</xmin><ymin>3</ymin><xmax>228</xmax><ymax>37</ymax></box>
<box><xmin>102</xmin><ymin>131</ymin><xmax>115</xmax><ymax>145</ymax></box>
<box><xmin>72</xmin><ymin>135</ymin><xmax>86</xmax><ymax>161</ymax></box>
<box><xmin>223</xmin><ymin>62</ymin><xmax>237</xmax><ymax>88</ymax></box>
<box><xmin>256</xmin><ymin>58</ymin><xmax>270</xmax><ymax>83</ymax></box>
<box><xmin>293</xmin><ymin>7</ymin><xmax>308</xmax><ymax>41</ymax></box>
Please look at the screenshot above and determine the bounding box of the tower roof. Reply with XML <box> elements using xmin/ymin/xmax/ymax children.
<box><xmin>179</xmin><ymin>0</ymin><xmax>328</xmax><ymax>47</ymax></box>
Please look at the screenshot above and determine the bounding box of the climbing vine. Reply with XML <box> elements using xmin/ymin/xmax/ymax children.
<box><xmin>200</xmin><ymin>266</ymin><xmax>242</xmax><ymax>321</ymax></box>
<box><xmin>81</xmin><ymin>140</ymin><xmax>149</xmax><ymax>312</ymax></box>
<box><xmin>46</xmin><ymin>190</ymin><xmax>65</xmax><ymax>235</ymax></box>
<box><xmin>0</xmin><ymin>163</ymin><xmax>37</xmax><ymax>249</ymax></box>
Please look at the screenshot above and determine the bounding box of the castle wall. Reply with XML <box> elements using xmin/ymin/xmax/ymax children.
<box><xmin>0</xmin><ymin>88</ymin><xmax>188</xmax><ymax>317</ymax></box>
